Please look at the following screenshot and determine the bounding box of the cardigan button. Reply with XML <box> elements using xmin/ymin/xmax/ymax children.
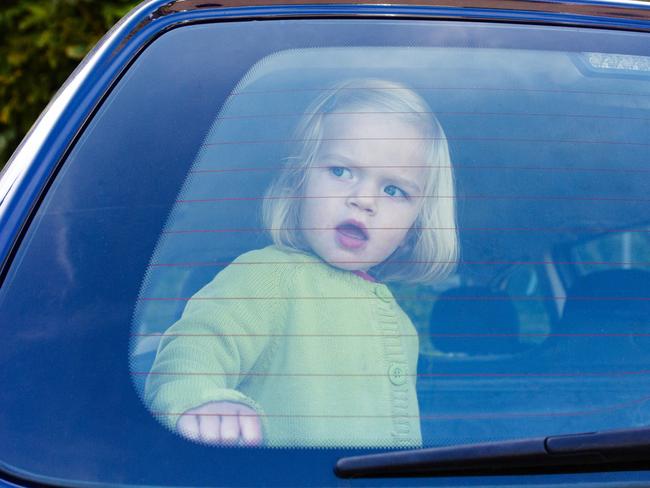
<box><xmin>388</xmin><ymin>363</ymin><xmax>407</xmax><ymax>386</ymax></box>
<box><xmin>374</xmin><ymin>285</ymin><xmax>393</xmax><ymax>304</ymax></box>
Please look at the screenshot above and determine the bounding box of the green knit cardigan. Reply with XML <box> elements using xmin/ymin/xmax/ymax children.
<box><xmin>145</xmin><ymin>245</ymin><xmax>422</xmax><ymax>447</ymax></box>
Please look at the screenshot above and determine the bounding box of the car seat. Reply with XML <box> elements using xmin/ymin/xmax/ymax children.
<box><xmin>427</xmin><ymin>285</ymin><xmax>522</xmax><ymax>356</ymax></box>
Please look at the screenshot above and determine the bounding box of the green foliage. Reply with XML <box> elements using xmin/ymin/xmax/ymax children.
<box><xmin>0</xmin><ymin>0</ymin><xmax>140</xmax><ymax>167</ymax></box>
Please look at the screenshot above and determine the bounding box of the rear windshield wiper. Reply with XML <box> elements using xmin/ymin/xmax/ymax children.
<box><xmin>335</xmin><ymin>426</ymin><xmax>650</xmax><ymax>478</ymax></box>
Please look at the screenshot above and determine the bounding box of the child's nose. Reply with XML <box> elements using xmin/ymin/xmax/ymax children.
<box><xmin>346</xmin><ymin>190</ymin><xmax>377</xmax><ymax>216</ymax></box>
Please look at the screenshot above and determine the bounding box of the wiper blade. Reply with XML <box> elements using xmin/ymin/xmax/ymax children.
<box><xmin>335</xmin><ymin>426</ymin><xmax>650</xmax><ymax>478</ymax></box>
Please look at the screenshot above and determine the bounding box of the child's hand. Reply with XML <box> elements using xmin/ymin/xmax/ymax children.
<box><xmin>177</xmin><ymin>401</ymin><xmax>263</xmax><ymax>446</ymax></box>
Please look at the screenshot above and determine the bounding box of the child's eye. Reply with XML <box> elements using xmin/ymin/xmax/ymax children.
<box><xmin>329</xmin><ymin>166</ymin><xmax>352</xmax><ymax>179</ymax></box>
<box><xmin>384</xmin><ymin>184</ymin><xmax>409</xmax><ymax>199</ymax></box>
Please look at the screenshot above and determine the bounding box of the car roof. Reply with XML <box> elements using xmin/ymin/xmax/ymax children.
<box><xmin>156</xmin><ymin>0</ymin><xmax>650</xmax><ymax>21</ymax></box>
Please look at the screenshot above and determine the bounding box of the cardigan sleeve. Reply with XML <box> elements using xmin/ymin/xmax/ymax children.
<box><xmin>144</xmin><ymin>250</ymin><xmax>288</xmax><ymax>433</ymax></box>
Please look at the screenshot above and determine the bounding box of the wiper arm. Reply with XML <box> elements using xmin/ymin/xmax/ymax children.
<box><xmin>335</xmin><ymin>426</ymin><xmax>650</xmax><ymax>478</ymax></box>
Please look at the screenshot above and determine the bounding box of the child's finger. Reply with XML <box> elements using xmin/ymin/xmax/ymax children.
<box><xmin>177</xmin><ymin>413</ymin><xmax>200</xmax><ymax>441</ymax></box>
<box><xmin>220</xmin><ymin>411</ymin><xmax>241</xmax><ymax>444</ymax></box>
<box><xmin>238</xmin><ymin>408</ymin><xmax>262</xmax><ymax>446</ymax></box>
<box><xmin>197</xmin><ymin>410</ymin><xmax>221</xmax><ymax>444</ymax></box>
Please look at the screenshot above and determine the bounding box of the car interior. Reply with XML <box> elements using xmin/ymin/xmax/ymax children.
<box><xmin>130</xmin><ymin>45</ymin><xmax>650</xmax><ymax>446</ymax></box>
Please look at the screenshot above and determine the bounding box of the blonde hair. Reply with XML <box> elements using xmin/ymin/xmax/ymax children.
<box><xmin>262</xmin><ymin>79</ymin><xmax>458</xmax><ymax>284</ymax></box>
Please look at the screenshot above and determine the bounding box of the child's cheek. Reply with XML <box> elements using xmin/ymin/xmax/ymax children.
<box><xmin>312</xmin><ymin>177</ymin><xmax>338</xmax><ymax>197</ymax></box>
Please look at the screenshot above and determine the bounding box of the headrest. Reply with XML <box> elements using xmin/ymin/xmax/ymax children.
<box><xmin>561</xmin><ymin>269</ymin><xmax>650</xmax><ymax>331</ymax></box>
<box><xmin>430</xmin><ymin>286</ymin><xmax>521</xmax><ymax>356</ymax></box>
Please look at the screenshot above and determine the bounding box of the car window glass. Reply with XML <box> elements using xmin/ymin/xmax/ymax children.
<box><xmin>133</xmin><ymin>44</ymin><xmax>650</xmax><ymax>447</ymax></box>
<box><xmin>1</xmin><ymin>19</ymin><xmax>650</xmax><ymax>486</ymax></box>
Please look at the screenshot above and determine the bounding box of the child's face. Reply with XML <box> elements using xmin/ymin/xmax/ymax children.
<box><xmin>300</xmin><ymin>111</ymin><xmax>428</xmax><ymax>272</ymax></box>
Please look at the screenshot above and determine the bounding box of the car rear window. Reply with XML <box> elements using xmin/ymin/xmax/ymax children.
<box><xmin>2</xmin><ymin>18</ymin><xmax>650</xmax><ymax>486</ymax></box>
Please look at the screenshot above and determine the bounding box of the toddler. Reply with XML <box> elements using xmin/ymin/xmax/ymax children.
<box><xmin>145</xmin><ymin>79</ymin><xmax>458</xmax><ymax>447</ymax></box>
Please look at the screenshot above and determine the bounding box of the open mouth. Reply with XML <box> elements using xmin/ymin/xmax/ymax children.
<box><xmin>335</xmin><ymin>220</ymin><xmax>369</xmax><ymax>250</ymax></box>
